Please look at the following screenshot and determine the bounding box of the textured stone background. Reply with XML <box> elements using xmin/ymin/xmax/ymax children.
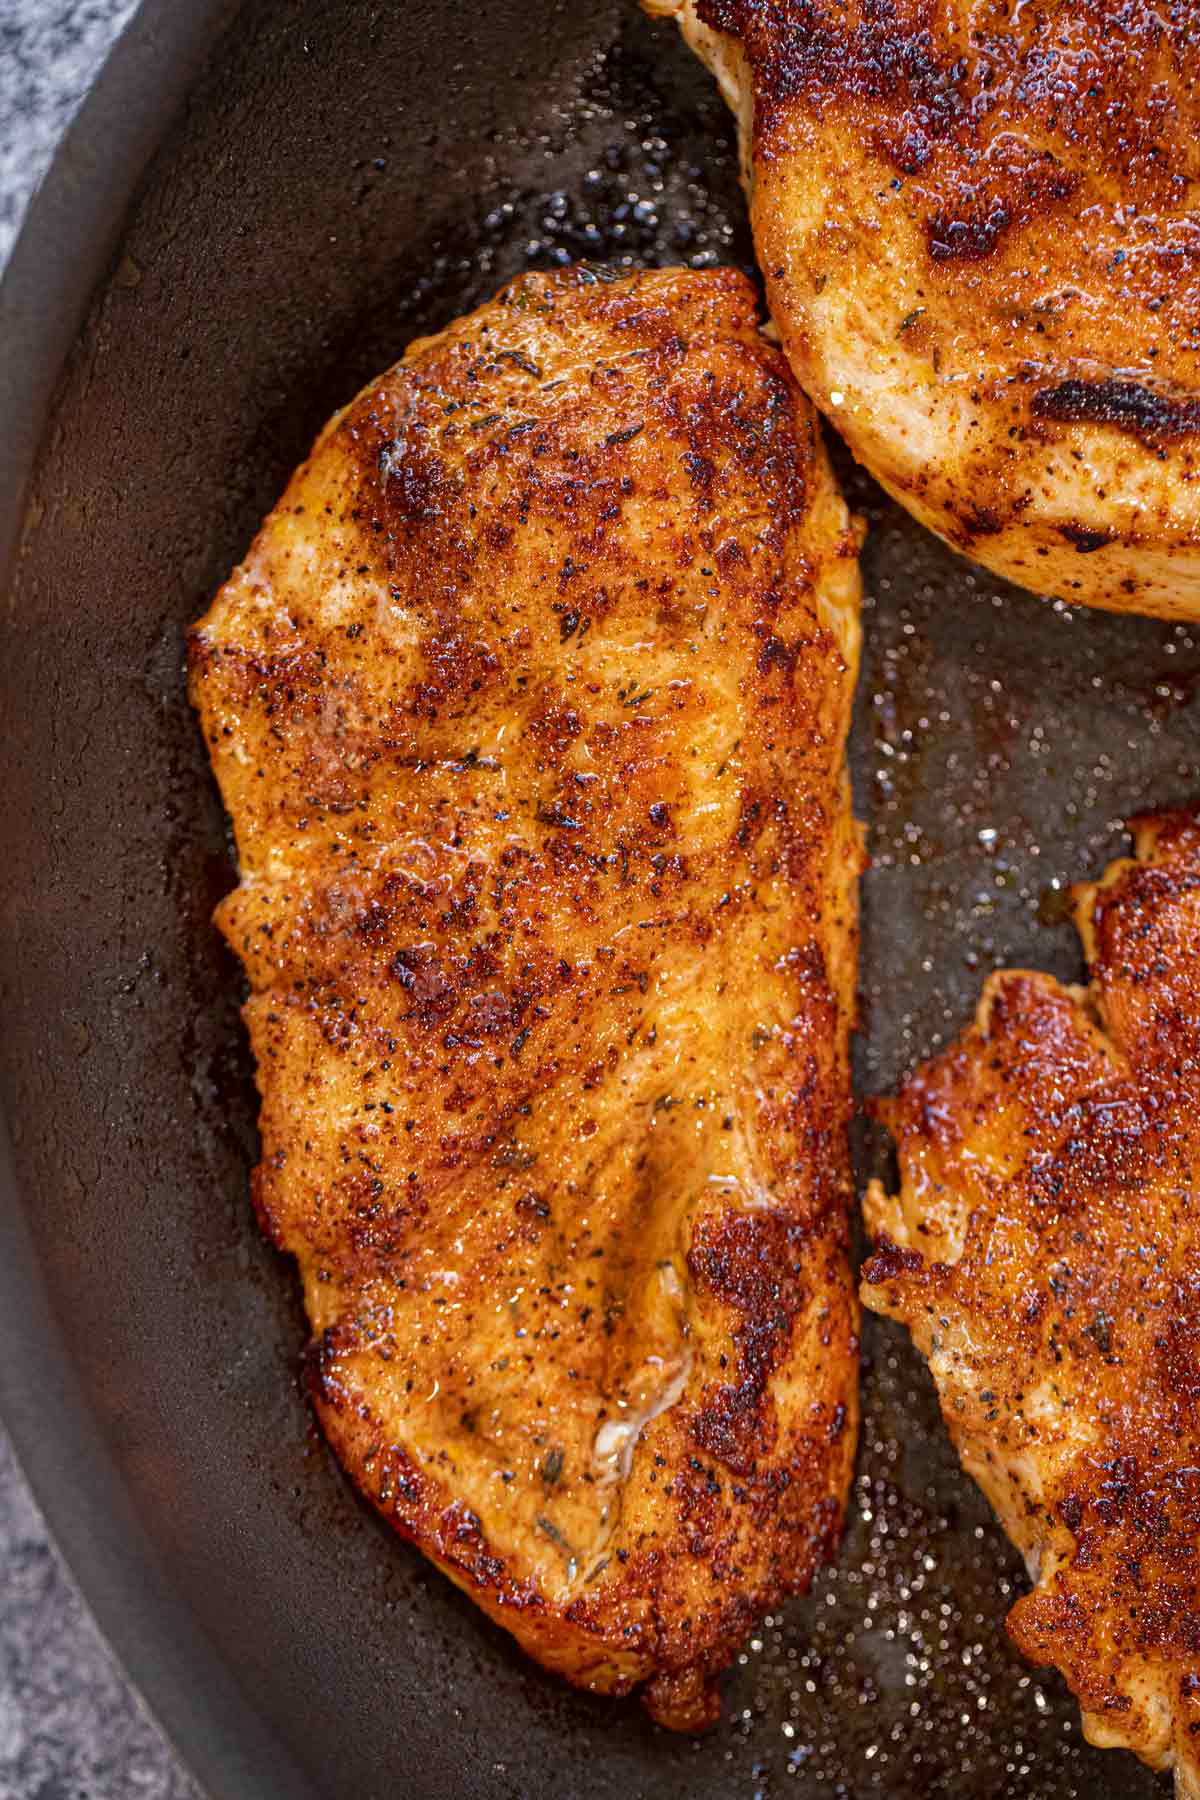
<box><xmin>1</xmin><ymin>4</ymin><xmax>202</xmax><ymax>1793</ymax></box>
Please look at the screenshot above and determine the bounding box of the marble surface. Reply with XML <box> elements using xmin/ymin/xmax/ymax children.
<box><xmin>1</xmin><ymin>5</ymin><xmax>203</xmax><ymax>1794</ymax></box>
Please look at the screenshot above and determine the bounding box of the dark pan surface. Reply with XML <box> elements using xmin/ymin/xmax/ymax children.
<box><xmin>1</xmin><ymin>1</ymin><xmax>1196</xmax><ymax>1794</ymax></box>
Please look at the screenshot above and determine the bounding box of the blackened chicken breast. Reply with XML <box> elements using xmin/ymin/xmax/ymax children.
<box><xmin>190</xmin><ymin>264</ymin><xmax>863</xmax><ymax>1728</ymax></box>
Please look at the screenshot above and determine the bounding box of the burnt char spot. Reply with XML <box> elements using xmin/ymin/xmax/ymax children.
<box><xmin>926</xmin><ymin>158</ymin><xmax>1078</xmax><ymax>264</ymax></box>
<box><xmin>683</xmin><ymin>448</ymin><xmax>716</xmax><ymax>493</ymax></box>
<box><xmin>757</xmin><ymin>632</ymin><xmax>799</xmax><ymax>676</ymax></box>
<box><xmin>390</xmin><ymin>946</ymin><xmax>456</xmax><ymax>1026</ymax></box>
<box><xmin>927</xmin><ymin>200</ymin><xmax>1010</xmax><ymax>263</ymax></box>
<box><xmin>1058</xmin><ymin>524</ymin><xmax>1113</xmax><ymax>553</ymax></box>
<box><xmin>379</xmin><ymin>437</ymin><xmax>456</xmax><ymax>520</ymax></box>
<box><xmin>1059</xmin><ymin>1493</ymin><xmax>1084</xmax><ymax>1533</ymax></box>
<box><xmin>1032</xmin><ymin>379</ymin><xmax>1200</xmax><ymax>446</ymax></box>
<box><xmin>861</xmin><ymin>1233</ymin><xmax>925</xmax><ymax>1285</ymax></box>
<box><xmin>960</xmin><ymin>505</ymin><xmax>1005</xmax><ymax>540</ymax></box>
<box><xmin>687</xmin><ymin>1209</ymin><xmax>809</xmax><ymax>1472</ymax></box>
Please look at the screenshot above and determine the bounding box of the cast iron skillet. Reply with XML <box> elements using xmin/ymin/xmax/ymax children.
<box><xmin>2</xmin><ymin>2</ymin><xmax>1196</xmax><ymax>1794</ymax></box>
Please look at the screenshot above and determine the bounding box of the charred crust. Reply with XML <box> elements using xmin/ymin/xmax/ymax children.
<box><xmin>861</xmin><ymin>1232</ymin><xmax>924</xmax><ymax>1286</ymax></box>
<box><xmin>696</xmin><ymin>0</ymin><xmax>746</xmax><ymax>32</ymax></box>
<box><xmin>926</xmin><ymin>159</ymin><xmax>1077</xmax><ymax>265</ymax></box>
<box><xmin>1057</xmin><ymin>524</ymin><xmax>1113</xmax><ymax>554</ymax></box>
<box><xmin>687</xmin><ymin>1208</ymin><xmax>811</xmax><ymax>1473</ymax></box>
<box><xmin>957</xmin><ymin>504</ymin><xmax>1006</xmax><ymax>542</ymax></box>
<box><xmin>1031</xmin><ymin>379</ymin><xmax>1200</xmax><ymax>447</ymax></box>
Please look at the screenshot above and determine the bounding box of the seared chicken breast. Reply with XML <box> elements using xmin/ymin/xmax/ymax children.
<box><xmin>189</xmin><ymin>265</ymin><xmax>863</xmax><ymax>1729</ymax></box>
<box><xmin>648</xmin><ymin>0</ymin><xmax>1200</xmax><ymax>619</ymax></box>
<box><xmin>863</xmin><ymin>810</ymin><xmax>1200</xmax><ymax>1795</ymax></box>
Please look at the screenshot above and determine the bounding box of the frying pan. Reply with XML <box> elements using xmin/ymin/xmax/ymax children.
<box><xmin>0</xmin><ymin>2</ymin><xmax>1194</xmax><ymax>1794</ymax></box>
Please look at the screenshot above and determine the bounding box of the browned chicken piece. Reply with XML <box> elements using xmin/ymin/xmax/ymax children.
<box><xmin>189</xmin><ymin>264</ymin><xmax>863</xmax><ymax>1729</ymax></box>
<box><xmin>647</xmin><ymin>0</ymin><xmax>1200</xmax><ymax>619</ymax></box>
<box><xmin>863</xmin><ymin>809</ymin><xmax>1200</xmax><ymax>1795</ymax></box>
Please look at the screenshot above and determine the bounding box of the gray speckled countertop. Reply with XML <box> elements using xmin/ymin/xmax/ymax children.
<box><xmin>1</xmin><ymin>5</ymin><xmax>202</xmax><ymax>1794</ymax></box>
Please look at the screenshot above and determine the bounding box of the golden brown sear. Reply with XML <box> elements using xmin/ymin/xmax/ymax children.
<box><xmin>189</xmin><ymin>265</ymin><xmax>863</xmax><ymax>1728</ymax></box>
<box><xmin>863</xmin><ymin>810</ymin><xmax>1200</xmax><ymax>1795</ymax></box>
<box><xmin>648</xmin><ymin>0</ymin><xmax>1200</xmax><ymax>618</ymax></box>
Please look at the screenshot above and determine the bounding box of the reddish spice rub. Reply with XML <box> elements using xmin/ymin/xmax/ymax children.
<box><xmin>189</xmin><ymin>265</ymin><xmax>864</xmax><ymax>1730</ymax></box>
<box><xmin>863</xmin><ymin>808</ymin><xmax>1200</xmax><ymax>1795</ymax></box>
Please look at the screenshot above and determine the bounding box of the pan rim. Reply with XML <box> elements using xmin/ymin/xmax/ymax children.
<box><xmin>0</xmin><ymin>3</ymin><xmax>317</xmax><ymax>1793</ymax></box>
